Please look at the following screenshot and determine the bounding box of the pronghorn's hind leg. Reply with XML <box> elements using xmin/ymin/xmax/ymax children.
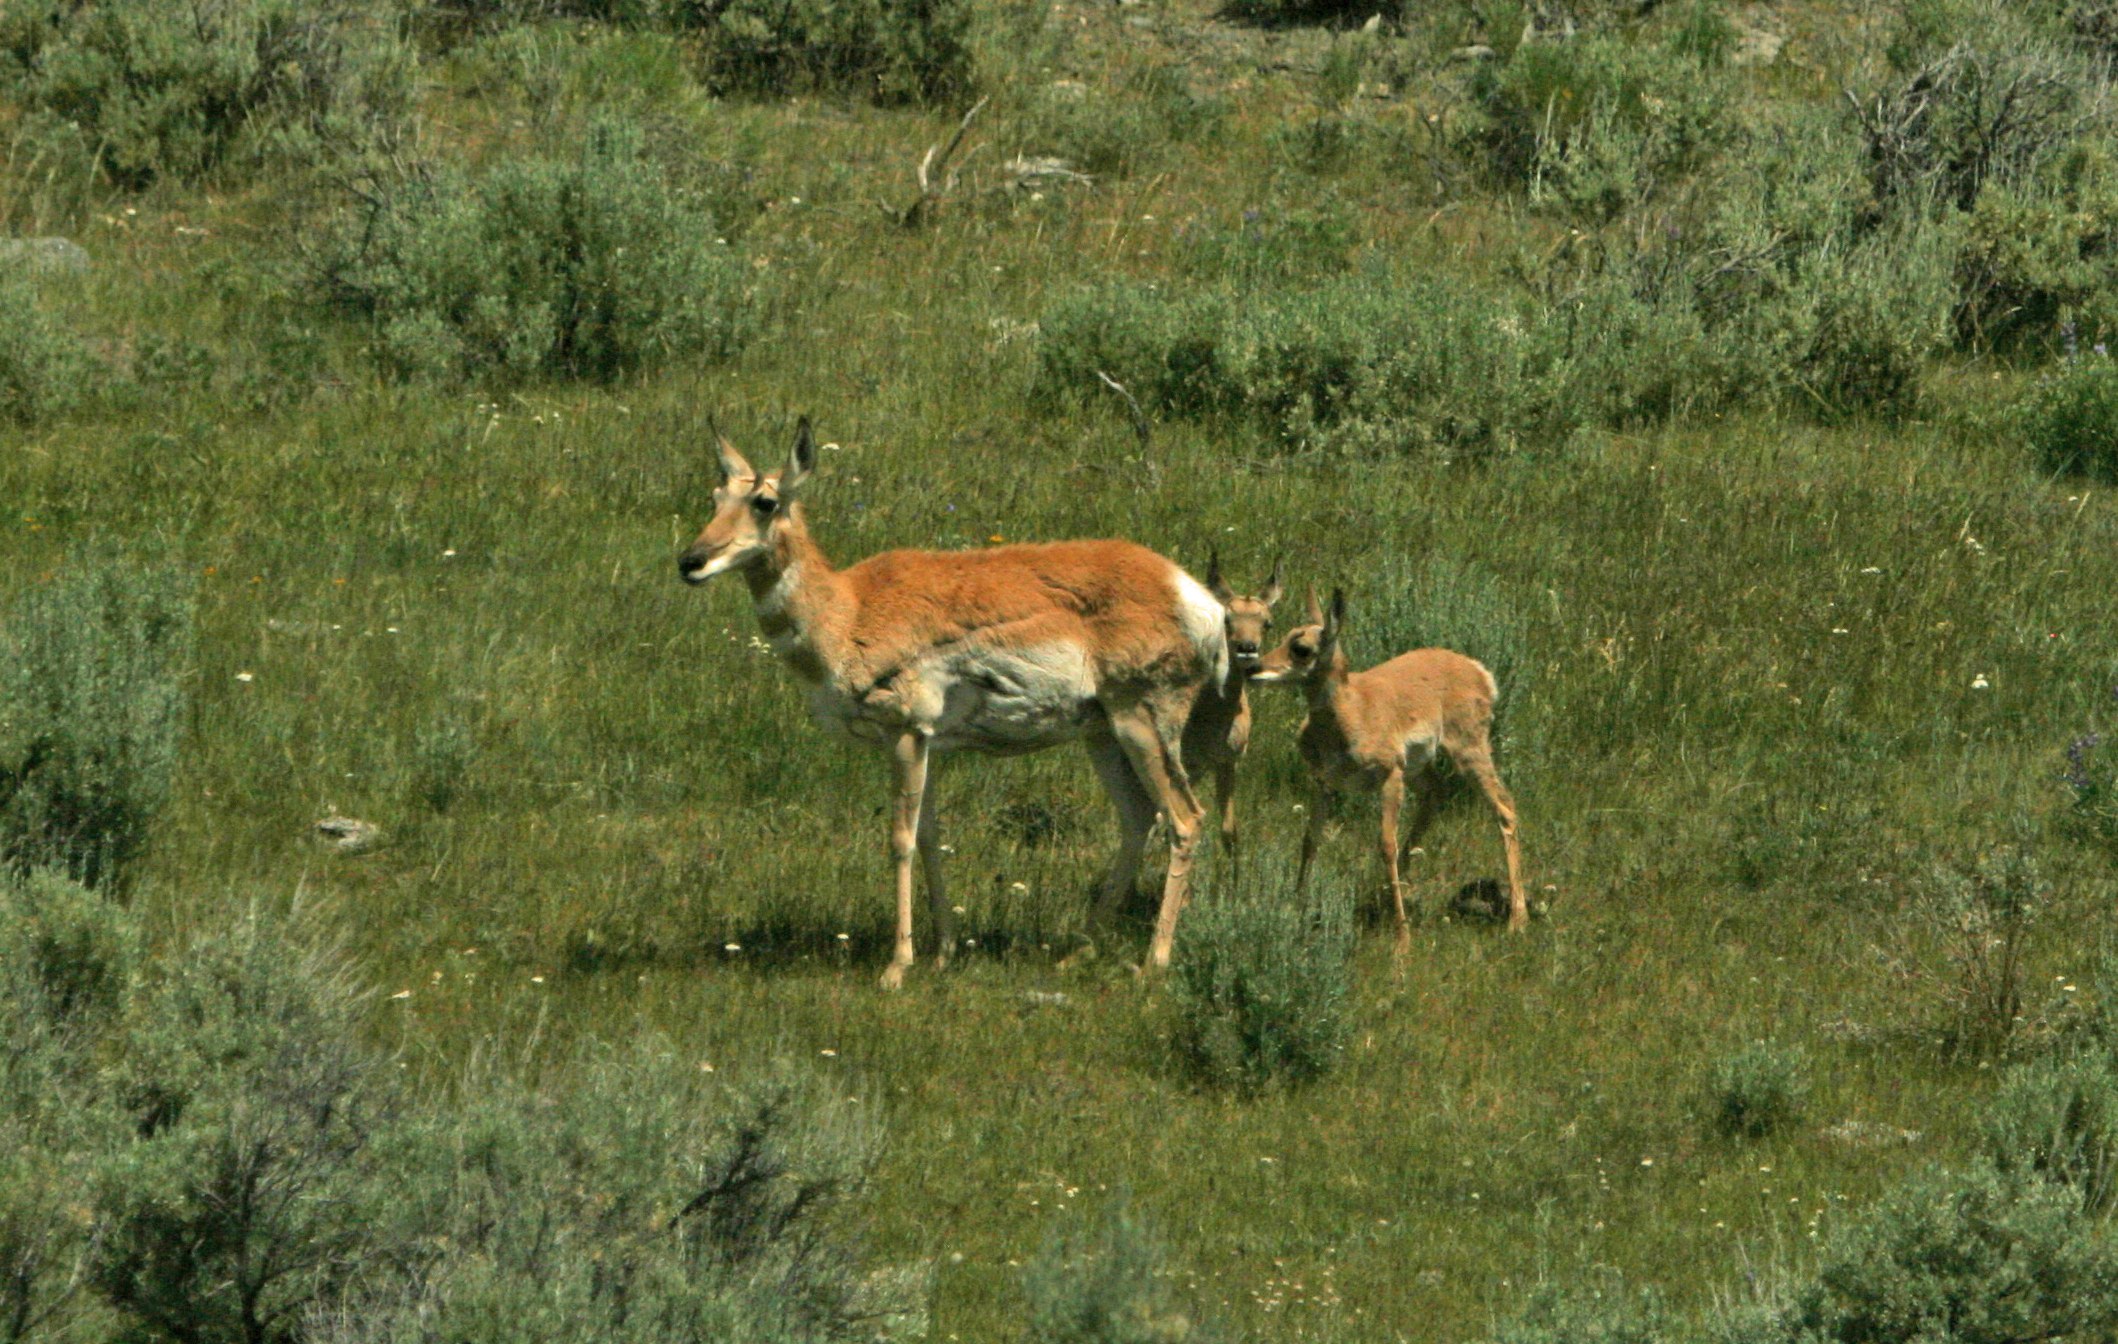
<box><xmin>1446</xmin><ymin>737</ymin><xmax>1526</xmax><ymax>932</ymax></box>
<box><xmin>1083</xmin><ymin>726</ymin><xmax>1158</xmax><ymax>950</ymax></box>
<box><xmin>1378</xmin><ymin>767</ymin><xmax>1412</xmax><ymax>955</ymax></box>
<box><xmin>916</xmin><ymin>769</ymin><xmax>955</xmax><ymax>970</ymax></box>
<box><xmin>1107</xmin><ymin>690</ymin><xmax>1205</xmax><ymax>971</ymax></box>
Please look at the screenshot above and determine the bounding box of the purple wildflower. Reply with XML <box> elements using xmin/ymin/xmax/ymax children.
<box><xmin>2067</xmin><ymin>733</ymin><xmax>2104</xmax><ymax>794</ymax></box>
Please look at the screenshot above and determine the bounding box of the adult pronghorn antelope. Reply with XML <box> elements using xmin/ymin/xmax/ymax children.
<box><xmin>1249</xmin><ymin>588</ymin><xmax>1526</xmax><ymax>947</ymax></box>
<box><xmin>676</xmin><ymin>418</ymin><xmax>1228</xmax><ymax>988</ymax></box>
<box><xmin>1182</xmin><ymin>551</ymin><xmax>1282</xmax><ymax>869</ymax></box>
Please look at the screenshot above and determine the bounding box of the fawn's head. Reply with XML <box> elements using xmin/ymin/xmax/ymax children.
<box><xmin>1206</xmin><ymin>550</ymin><xmax>1284</xmax><ymax>676</ymax></box>
<box><xmin>678</xmin><ymin>417</ymin><xmax>817</xmax><ymax>584</ymax></box>
<box><xmin>1250</xmin><ymin>587</ymin><xmax>1345</xmax><ymax>686</ymax></box>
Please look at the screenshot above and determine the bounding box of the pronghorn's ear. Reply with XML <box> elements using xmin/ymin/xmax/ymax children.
<box><xmin>1320</xmin><ymin>587</ymin><xmax>1346</xmax><ymax>654</ymax></box>
<box><xmin>1206</xmin><ymin>547</ymin><xmax>1234</xmax><ymax>604</ymax></box>
<box><xmin>1305</xmin><ymin>586</ymin><xmax>1325</xmax><ymax>627</ymax></box>
<box><xmin>713</xmin><ymin>418</ymin><xmax>754</xmax><ymax>482</ymax></box>
<box><xmin>1260</xmin><ymin>556</ymin><xmax>1284</xmax><ymax>608</ymax></box>
<box><xmin>781</xmin><ymin>416</ymin><xmax>817</xmax><ymax>496</ymax></box>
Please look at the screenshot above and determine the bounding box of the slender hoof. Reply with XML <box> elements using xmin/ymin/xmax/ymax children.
<box><xmin>879</xmin><ymin>961</ymin><xmax>910</xmax><ymax>990</ymax></box>
<box><xmin>1507</xmin><ymin>914</ymin><xmax>1530</xmax><ymax>934</ymax></box>
<box><xmin>1392</xmin><ymin>929</ymin><xmax>1413</xmax><ymax>957</ymax></box>
<box><xmin>933</xmin><ymin>950</ymin><xmax>953</xmax><ymax>972</ymax></box>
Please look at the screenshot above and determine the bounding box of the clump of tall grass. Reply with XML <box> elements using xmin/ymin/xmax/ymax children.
<box><xmin>1490</xmin><ymin>1273</ymin><xmax>1674</xmax><ymax>1344</ymax></box>
<box><xmin>312</xmin><ymin>116</ymin><xmax>754</xmax><ymax>382</ymax></box>
<box><xmin>1022</xmin><ymin>1192</ymin><xmax>1206</xmax><ymax>1344</ymax></box>
<box><xmin>0</xmin><ymin>262</ymin><xmax>97</xmax><ymax>426</ymax></box>
<box><xmin>1169</xmin><ymin>854</ymin><xmax>1352</xmax><ymax>1094</ymax></box>
<box><xmin>1707</xmin><ymin>1042</ymin><xmax>1811</xmax><ymax>1140</ymax></box>
<box><xmin>0</xmin><ymin>557</ymin><xmax>193</xmax><ymax>890</ymax></box>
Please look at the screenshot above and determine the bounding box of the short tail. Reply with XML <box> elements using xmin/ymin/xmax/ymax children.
<box><xmin>1171</xmin><ymin>567</ymin><xmax>1231</xmax><ymax>688</ymax></box>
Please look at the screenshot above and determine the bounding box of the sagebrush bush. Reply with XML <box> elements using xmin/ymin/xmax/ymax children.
<box><xmin>0</xmin><ymin>868</ymin><xmax>135</xmax><ymax>1344</ymax></box>
<box><xmin>0</xmin><ymin>0</ymin><xmax>411</xmax><ymax>188</ymax></box>
<box><xmin>1913</xmin><ymin>843</ymin><xmax>2052</xmax><ymax>1060</ymax></box>
<box><xmin>699</xmin><ymin>0</ymin><xmax>974</xmax><ymax>104</ymax></box>
<box><xmin>312</xmin><ymin>1048</ymin><xmax>890</xmax><ymax>1344</ymax></box>
<box><xmin>1708</xmin><ymin>1042</ymin><xmax>1811</xmax><ymax>1140</ymax></box>
<box><xmin>1780</xmin><ymin>1162</ymin><xmax>2118</xmax><ymax>1343</ymax></box>
<box><xmin>1955</xmin><ymin>173</ymin><xmax>2118</xmax><ymax>351</ymax></box>
<box><xmin>1466</xmin><ymin>27</ymin><xmax>1732</xmax><ymax>218</ymax></box>
<box><xmin>1170</xmin><ymin>857</ymin><xmax>1352</xmax><ymax>1094</ymax></box>
<box><xmin>1022</xmin><ymin>1192</ymin><xmax>1203</xmax><ymax>1344</ymax></box>
<box><xmin>0</xmin><ymin>558</ymin><xmax>193</xmax><ymax>889</ymax></box>
<box><xmin>2019</xmin><ymin>346</ymin><xmax>2118</xmax><ymax>481</ymax></box>
<box><xmin>94</xmin><ymin>910</ymin><xmax>399</xmax><ymax>1344</ymax></box>
<box><xmin>1856</xmin><ymin>2</ymin><xmax>2098</xmax><ymax>214</ymax></box>
<box><xmin>1791</xmin><ymin>220</ymin><xmax>1957</xmax><ymax>423</ymax></box>
<box><xmin>1982</xmin><ymin>1048</ymin><xmax>2118</xmax><ymax>1217</ymax></box>
<box><xmin>0</xmin><ymin>264</ymin><xmax>95</xmax><ymax>426</ymax></box>
<box><xmin>314</xmin><ymin>118</ymin><xmax>753</xmax><ymax>382</ymax></box>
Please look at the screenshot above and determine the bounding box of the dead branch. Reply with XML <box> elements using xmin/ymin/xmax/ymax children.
<box><xmin>900</xmin><ymin>97</ymin><xmax>990</xmax><ymax>228</ymax></box>
<box><xmin>1095</xmin><ymin>370</ymin><xmax>1152</xmax><ymax>450</ymax></box>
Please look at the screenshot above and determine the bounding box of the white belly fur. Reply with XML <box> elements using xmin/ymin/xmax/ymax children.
<box><xmin>807</xmin><ymin>642</ymin><xmax>1099</xmax><ymax>752</ymax></box>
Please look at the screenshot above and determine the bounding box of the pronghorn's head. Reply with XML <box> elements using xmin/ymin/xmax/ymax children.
<box><xmin>1249</xmin><ymin>586</ymin><xmax>1344</xmax><ymax>686</ymax></box>
<box><xmin>677</xmin><ymin>418</ymin><xmax>817</xmax><ymax>585</ymax></box>
<box><xmin>1206</xmin><ymin>550</ymin><xmax>1284</xmax><ymax>676</ymax></box>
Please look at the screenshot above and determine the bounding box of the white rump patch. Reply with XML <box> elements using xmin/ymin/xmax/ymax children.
<box><xmin>1171</xmin><ymin>569</ymin><xmax>1230</xmax><ymax>687</ymax></box>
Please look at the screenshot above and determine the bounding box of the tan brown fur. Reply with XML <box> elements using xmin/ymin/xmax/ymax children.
<box><xmin>679</xmin><ymin>418</ymin><xmax>1227</xmax><ymax>986</ymax></box>
<box><xmin>1182</xmin><ymin>551</ymin><xmax>1282</xmax><ymax>867</ymax></box>
<box><xmin>1250</xmin><ymin>588</ymin><xmax>1526</xmax><ymax>947</ymax></box>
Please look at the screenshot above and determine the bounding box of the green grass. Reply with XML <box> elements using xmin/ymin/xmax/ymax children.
<box><xmin>6</xmin><ymin>1</ymin><xmax>2118</xmax><ymax>1339</ymax></box>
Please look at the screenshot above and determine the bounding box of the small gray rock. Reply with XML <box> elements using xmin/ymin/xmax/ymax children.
<box><xmin>315</xmin><ymin>815</ymin><xmax>383</xmax><ymax>855</ymax></box>
<box><xmin>0</xmin><ymin>237</ymin><xmax>91</xmax><ymax>276</ymax></box>
<box><xmin>1820</xmin><ymin>1119</ymin><xmax>1922</xmax><ymax>1148</ymax></box>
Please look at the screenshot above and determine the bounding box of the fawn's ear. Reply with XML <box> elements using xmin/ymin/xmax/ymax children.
<box><xmin>1305</xmin><ymin>586</ymin><xmax>1325</xmax><ymax>626</ymax></box>
<box><xmin>1206</xmin><ymin>548</ymin><xmax>1235</xmax><ymax>604</ymax></box>
<box><xmin>712</xmin><ymin>416</ymin><xmax>754</xmax><ymax>482</ymax></box>
<box><xmin>1319</xmin><ymin>587</ymin><xmax>1346</xmax><ymax>657</ymax></box>
<box><xmin>781</xmin><ymin>416</ymin><xmax>817</xmax><ymax>496</ymax></box>
<box><xmin>1259</xmin><ymin>556</ymin><xmax>1284</xmax><ymax>608</ymax></box>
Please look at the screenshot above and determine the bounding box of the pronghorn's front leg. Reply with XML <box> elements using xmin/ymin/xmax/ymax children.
<box><xmin>1214</xmin><ymin>759</ymin><xmax>1240</xmax><ymax>876</ymax></box>
<box><xmin>1297</xmin><ymin>787</ymin><xmax>1333</xmax><ymax>895</ymax></box>
<box><xmin>1108</xmin><ymin>701</ymin><xmax>1202</xmax><ymax>972</ymax></box>
<box><xmin>882</xmin><ymin>730</ymin><xmax>931</xmax><ymax>990</ymax></box>
<box><xmin>916</xmin><ymin>777</ymin><xmax>955</xmax><ymax>970</ymax></box>
<box><xmin>1378</xmin><ymin>767</ymin><xmax>1411</xmax><ymax>955</ymax></box>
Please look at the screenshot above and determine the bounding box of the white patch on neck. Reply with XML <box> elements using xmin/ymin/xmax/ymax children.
<box><xmin>757</xmin><ymin>562</ymin><xmax>801</xmax><ymax>619</ymax></box>
<box><xmin>1171</xmin><ymin>568</ymin><xmax>1231</xmax><ymax>687</ymax></box>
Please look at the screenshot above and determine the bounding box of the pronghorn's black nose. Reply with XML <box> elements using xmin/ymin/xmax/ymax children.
<box><xmin>677</xmin><ymin>550</ymin><xmax>707</xmax><ymax>580</ymax></box>
<box><xmin>1232</xmin><ymin>641</ymin><xmax>1260</xmax><ymax>657</ymax></box>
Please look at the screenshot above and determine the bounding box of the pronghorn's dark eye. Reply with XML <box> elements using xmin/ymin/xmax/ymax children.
<box><xmin>1291</xmin><ymin>636</ymin><xmax>1313</xmax><ymax>657</ymax></box>
<box><xmin>752</xmin><ymin>495</ymin><xmax>779</xmax><ymax>516</ymax></box>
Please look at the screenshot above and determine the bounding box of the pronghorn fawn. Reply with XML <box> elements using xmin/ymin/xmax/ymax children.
<box><xmin>1182</xmin><ymin>551</ymin><xmax>1282</xmax><ymax>871</ymax></box>
<box><xmin>1249</xmin><ymin>588</ymin><xmax>1526</xmax><ymax>948</ymax></box>
<box><xmin>677</xmin><ymin>418</ymin><xmax>1228</xmax><ymax>988</ymax></box>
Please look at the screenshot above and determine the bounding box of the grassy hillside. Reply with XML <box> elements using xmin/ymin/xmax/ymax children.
<box><xmin>6</xmin><ymin>0</ymin><xmax>2118</xmax><ymax>1339</ymax></box>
